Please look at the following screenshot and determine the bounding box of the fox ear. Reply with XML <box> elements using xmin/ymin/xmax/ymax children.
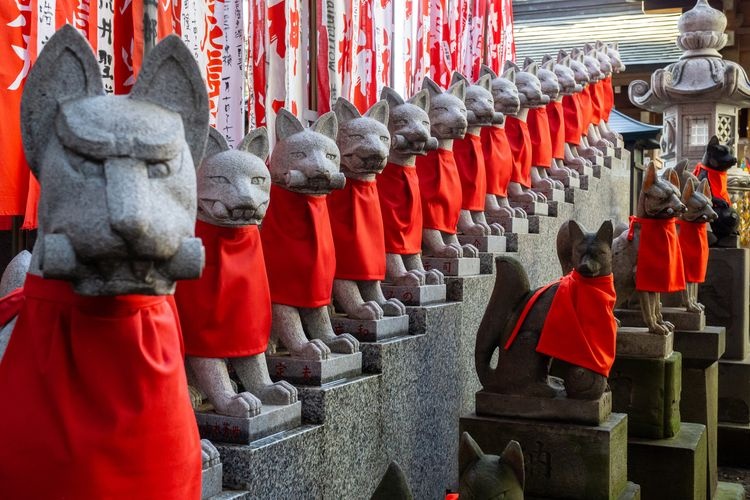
<box><xmin>365</xmin><ymin>99</ymin><xmax>389</xmax><ymax>127</ymax></box>
<box><xmin>643</xmin><ymin>162</ymin><xmax>657</xmax><ymax>191</ymax></box>
<box><xmin>568</xmin><ymin>220</ymin><xmax>586</xmax><ymax>246</ymax></box>
<box><xmin>500</xmin><ymin>440</ymin><xmax>525</xmax><ymax>490</ymax></box>
<box><xmin>502</xmin><ymin>64</ymin><xmax>517</xmax><ymax>83</ymax></box>
<box><xmin>523</xmin><ymin>57</ymin><xmax>534</xmax><ymax>70</ymax></box>
<box><xmin>557</xmin><ymin>49</ymin><xmax>568</xmax><ymax>63</ymax></box>
<box><xmin>204</xmin><ymin>127</ymin><xmax>230</xmax><ymax>160</ymax></box>
<box><xmin>276</xmin><ymin>108</ymin><xmax>305</xmax><ymax>141</ymax></box>
<box><xmin>422</xmin><ymin>77</ymin><xmax>443</xmax><ymax>98</ymax></box>
<box><xmin>708</xmin><ymin>135</ymin><xmax>720</xmax><ymax>147</ymax></box>
<box><xmin>333</xmin><ymin>97</ymin><xmax>361</xmax><ymax>125</ymax></box>
<box><xmin>448</xmin><ymin>79</ymin><xmax>466</xmax><ymax>101</ymax></box>
<box><xmin>459</xmin><ymin>432</ymin><xmax>484</xmax><ymax>478</ymax></box>
<box><xmin>682</xmin><ymin>176</ymin><xmax>696</xmax><ymax>203</ymax></box>
<box><xmin>480</xmin><ymin>64</ymin><xmax>498</xmax><ymax>79</ymax></box>
<box><xmin>476</xmin><ymin>74</ymin><xmax>492</xmax><ymax>92</ymax></box>
<box><xmin>542</xmin><ymin>59</ymin><xmax>555</xmax><ymax>72</ymax></box>
<box><xmin>674</xmin><ymin>159</ymin><xmax>688</xmax><ymax>178</ymax></box>
<box><xmin>596</xmin><ymin>220</ymin><xmax>614</xmax><ymax>247</ymax></box>
<box><xmin>451</xmin><ymin>71</ymin><xmax>469</xmax><ymax>87</ymax></box>
<box><xmin>21</xmin><ymin>25</ymin><xmax>105</xmax><ymax>177</ymax></box>
<box><xmin>311</xmin><ymin>111</ymin><xmax>338</xmax><ymax>141</ymax></box>
<box><xmin>699</xmin><ymin>178</ymin><xmax>711</xmax><ymax>197</ymax></box>
<box><xmin>381</xmin><ymin>86</ymin><xmax>405</xmax><ymax>109</ymax></box>
<box><xmin>238</xmin><ymin>127</ymin><xmax>270</xmax><ymax>162</ymax></box>
<box><xmin>525</xmin><ymin>62</ymin><xmax>539</xmax><ymax>77</ymax></box>
<box><xmin>667</xmin><ymin>167</ymin><xmax>681</xmax><ymax>190</ymax></box>
<box><xmin>408</xmin><ymin>89</ymin><xmax>431</xmax><ymax>112</ymax></box>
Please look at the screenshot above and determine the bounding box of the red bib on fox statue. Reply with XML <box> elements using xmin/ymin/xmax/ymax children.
<box><xmin>0</xmin><ymin>274</ymin><xmax>201</xmax><ymax>499</ymax></box>
<box><xmin>547</xmin><ymin>101</ymin><xmax>566</xmax><ymax>160</ymax></box>
<box><xmin>504</xmin><ymin>116</ymin><xmax>532</xmax><ymax>188</ymax></box>
<box><xmin>589</xmin><ymin>82</ymin><xmax>604</xmax><ymax>126</ymax></box>
<box><xmin>377</xmin><ymin>163</ymin><xmax>423</xmax><ymax>254</ymax></box>
<box><xmin>562</xmin><ymin>94</ymin><xmax>582</xmax><ymax>145</ymax></box>
<box><xmin>693</xmin><ymin>163</ymin><xmax>731</xmax><ymax>203</ymax></box>
<box><xmin>677</xmin><ymin>220</ymin><xmax>709</xmax><ymax>283</ymax></box>
<box><xmin>327</xmin><ymin>178</ymin><xmax>387</xmax><ymax>280</ymax></box>
<box><xmin>601</xmin><ymin>76</ymin><xmax>615</xmax><ymax>121</ymax></box>
<box><xmin>262</xmin><ymin>185</ymin><xmax>336</xmax><ymax>308</ymax></box>
<box><xmin>505</xmin><ymin>271</ymin><xmax>617</xmax><ymax>377</ymax></box>
<box><xmin>481</xmin><ymin>126</ymin><xmax>513</xmax><ymax>197</ymax></box>
<box><xmin>415</xmin><ymin>148</ymin><xmax>463</xmax><ymax>233</ymax></box>
<box><xmin>527</xmin><ymin>106</ymin><xmax>553</xmax><ymax>168</ymax></box>
<box><xmin>453</xmin><ymin>133</ymin><xmax>487</xmax><ymax>210</ymax></box>
<box><xmin>578</xmin><ymin>87</ymin><xmax>593</xmax><ymax>133</ymax></box>
<box><xmin>174</xmin><ymin>221</ymin><xmax>271</xmax><ymax>358</ymax></box>
<box><xmin>628</xmin><ymin>217</ymin><xmax>687</xmax><ymax>292</ymax></box>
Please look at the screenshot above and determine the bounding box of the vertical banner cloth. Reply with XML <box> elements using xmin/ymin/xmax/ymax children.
<box><xmin>415</xmin><ymin>148</ymin><xmax>462</xmax><ymax>233</ymax></box>
<box><xmin>504</xmin><ymin>115</ymin><xmax>532</xmax><ymax>188</ymax></box>
<box><xmin>0</xmin><ymin>274</ymin><xmax>201</xmax><ymax>499</ymax></box>
<box><xmin>261</xmin><ymin>185</ymin><xmax>336</xmax><ymax>308</ymax></box>
<box><xmin>377</xmin><ymin>163</ymin><xmax>424</xmax><ymax>254</ymax></box>
<box><xmin>327</xmin><ymin>178</ymin><xmax>387</xmax><ymax>280</ymax></box>
<box><xmin>174</xmin><ymin>221</ymin><xmax>272</xmax><ymax>358</ymax></box>
<box><xmin>481</xmin><ymin>125</ymin><xmax>513</xmax><ymax>197</ymax></box>
<box><xmin>215</xmin><ymin>0</ymin><xmax>245</xmax><ymax>147</ymax></box>
<box><xmin>485</xmin><ymin>0</ymin><xmax>514</xmax><ymax>74</ymax></box>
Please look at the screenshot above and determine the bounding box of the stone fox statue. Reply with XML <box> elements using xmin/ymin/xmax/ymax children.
<box><xmin>0</xmin><ymin>26</ymin><xmax>208</xmax><ymax>498</ymax></box>
<box><xmin>459</xmin><ymin>432</ymin><xmax>525</xmax><ymax>500</ymax></box>
<box><xmin>174</xmin><ymin>127</ymin><xmax>298</xmax><ymax>418</ymax></box>
<box><xmin>693</xmin><ymin>135</ymin><xmax>739</xmax><ymax>244</ymax></box>
<box><xmin>476</xmin><ymin>220</ymin><xmax>616</xmax><ymax>400</ymax></box>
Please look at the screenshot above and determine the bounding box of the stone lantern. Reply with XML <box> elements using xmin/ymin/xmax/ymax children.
<box><xmin>628</xmin><ymin>0</ymin><xmax>750</xmax><ymax>168</ymax></box>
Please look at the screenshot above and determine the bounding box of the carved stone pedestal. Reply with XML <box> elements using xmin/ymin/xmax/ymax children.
<box><xmin>487</xmin><ymin>214</ymin><xmax>529</xmax><ymax>234</ymax></box>
<box><xmin>381</xmin><ymin>283</ymin><xmax>446</xmax><ymax>306</ymax></box>
<box><xmin>566</xmin><ymin>162</ymin><xmax>593</xmax><ymax>180</ymax></box>
<box><xmin>475</xmin><ymin>390</ymin><xmax>612</xmax><ymax>425</ymax></box>
<box><xmin>202</xmin><ymin>457</ymin><xmax>222</xmax><ymax>499</ymax></box>
<box><xmin>552</xmin><ymin>173</ymin><xmax>580</xmax><ymax>189</ymax></box>
<box><xmin>267</xmin><ymin>352</ymin><xmax>362</xmax><ymax>386</ymax></box>
<box><xmin>460</xmin><ymin>413</ymin><xmax>630</xmax><ymax>499</ymax></box>
<box><xmin>616</xmin><ymin>308</ymin><xmax>706</xmax><ymax>332</ymax></box>
<box><xmin>627</xmin><ymin>422</ymin><xmax>707</xmax><ymax>500</ymax></box>
<box><xmin>422</xmin><ymin>256</ymin><xmax>480</xmax><ymax>276</ymax></box>
<box><xmin>532</xmin><ymin>185</ymin><xmax>565</xmax><ymax>203</ymax></box>
<box><xmin>616</xmin><ymin>327</ymin><xmax>674</xmax><ymax>359</ymax></box>
<box><xmin>331</xmin><ymin>314</ymin><xmax>409</xmax><ymax>342</ymax></box>
<box><xmin>609</xmin><ymin>351</ymin><xmax>682</xmax><ymax>439</ymax></box>
<box><xmin>509</xmin><ymin>198</ymin><xmax>548</xmax><ymax>216</ymax></box>
<box><xmin>457</xmin><ymin>234</ymin><xmax>506</xmax><ymax>253</ymax></box>
<box><xmin>195</xmin><ymin>402</ymin><xmax>302</xmax><ymax>445</ymax></box>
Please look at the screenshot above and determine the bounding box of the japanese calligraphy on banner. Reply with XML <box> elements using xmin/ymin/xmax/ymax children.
<box><xmin>215</xmin><ymin>0</ymin><xmax>244</xmax><ymax>147</ymax></box>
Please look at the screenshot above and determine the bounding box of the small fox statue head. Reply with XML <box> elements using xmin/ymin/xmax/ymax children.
<box><xmin>269</xmin><ymin>109</ymin><xmax>346</xmax><ymax>195</ymax></box>
<box><xmin>638</xmin><ymin>163</ymin><xmax>687</xmax><ymax>219</ymax></box>
<box><xmin>481</xmin><ymin>65</ymin><xmax>521</xmax><ymax>116</ymax></box>
<box><xmin>604</xmin><ymin>41</ymin><xmax>626</xmax><ymax>73</ymax></box>
<box><xmin>505</xmin><ymin>60</ymin><xmax>549</xmax><ymax>108</ymax></box>
<box><xmin>546</xmin><ymin>53</ymin><xmax>581</xmax><ymax>95</ymax></box>
<box><xmin>333</xmin><ymin>98</ymin><xmax>391</xmax><ymax>179</ymax></box>
<box><xmin>458</xmin><ymin>432</ymin><xmax>525</xmax><ymax>500</ymax></box>
<box><xmin>21</xmin><ymin>25</ymin><xmax>209</xmax><ymax>296</ymax></box>
<box><xmin>422</xmin><ymin>77</ymin><xmax>469</xmax><ymax>140</ymax></box>
<box><xmin>560</xmin><ymin>49</ymin><xmax>590</xmax><ymax>88</ymax></box>
<box><xmin>197</xmin><ymin>127</ymin><xmax>270</xmax><ymax>227</ymax></box>
<box><xmin>526</xmin><ymin>57</ymin><xmax>560</xmax><ymax>102</ymax></box>
<box><xmin>568</xmin><ymin>219</ymin><xmax>614</xmax><ymax>277</ymax></box>
<box><xmin>381</xmin><ymin>86</ymin><xmax>439</xmax><ymax>162</ymax></box>
<box><xmin>451</xmin><ymin>72</ymin><xmax>504</xmax><ymax>127</ymax></box>
<box><xmin>702</xmin><ymin>135</ymin><xmax>737</xmax><ymax>172</ymax></box>
<box><xmin>681</xmin><ymin>177</ymin><xmax>718</xmax><ymax>223</ymax></box>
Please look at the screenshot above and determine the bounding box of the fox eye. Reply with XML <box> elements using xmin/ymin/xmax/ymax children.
<box><xmin>422</xmin><ymin>120</ymin><xmax>430</xmax><ymax>126</ymax></box>
<box><xmin>251</xmin><ymin>176</ymin><xmax>265</xmax><ymax>185</ymax></box>
<box><xmin>433</xmin><ymin>106</ymin><xmax>447</xmax><ymax>112</ymax></box>
<box><xmin>380</xmin><ymin>136</ymin><xmax>389</xmax><ymax>143</ymax></box>
<box><xmin>460</xmin><ymin>108</ymin><xmax>467</xmax><ymax>113</ymax></box>
<box><xmin>66</xmin><ymin>148</ymin><xmax>103</xmax><ymax>178</ymax></box>
<box><xmin>211</xmin><ymin>176</ymin><xmax>230</xmax><ymax>184</ymax></box>
<box><xmin>290</xmin><ymin>151</ymin><xmax>306</xmax><ymax>160</ymax></box>
<box><xmin>348</xmin><ymin>134</ymin><xmax>364</xmax><ymax>140</ymax></box>
<box><xmin>396</xmin><ymin>119</ymin><xmax>408</xmax><ymax>126</ymax></box>
<box><xmin>147</xmin><ymin>162</ymin><xmax>170</xmax><ymax>178</ymax></box>
<box><xmin>326</xmin><ymin>153</ymin><xmax>337</xmax><ymax>160</ymax></box>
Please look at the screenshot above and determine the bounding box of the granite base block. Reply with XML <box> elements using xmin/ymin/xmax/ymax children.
<box><xmin>267</xmin><ymin>352</ymin><xmax>362</xmax><ymax>386</ymax></box>
<box><xmin>297</xmin><ymin>374</ymin><xmax>379</xmax><ymax>424</ymax></box>
<box><xmin>505</xmin><ymin>232</ymin><xmax>519</xmax><ymax>252</ymax></box>
<box><xmin>604</xmin><ymin>155</ymin><xmax>614</xmax><ymax>168</ymax></box>
<box><xmin>609</xmin><ymin>351</ymin><xmax>682</xmax><ymax>439</ymax></box>
<box><xmin>460</xmin><ymin>413</ymin><xmax>629</xmax><ymax>500</ymax></box>
<box><xmin>404</xmin><ymin>301</ymin><xmax>461</xmax><ymax>336</ymax></box>
<box><xmin>528</xmin><ymin>482</ymin><xmax>641</xmax><ymax>500</ymax></box>
<box><xmin>423</xmin><ymin>256</ymin><xmax>480</xmax><ymax>276</ymax></box>
<box><xmin>699</xmin><ymin>248</ymin><xmax>750</xmax><ymax>360</ymax></box>
<box><xmin>528</xmin><ymin>215</ymin><xmax>541</xmax><ymax>234</ymax></box>
<box><xmin>627</xmin><ymin>422</ymin><xmax>708</xmax><ymax>500</ymax></box>
<box><xmin>556</xmin><ymin>174</ymin><xmax>580</xmax><ymax>189</ymax></box>
<box><xmin>208</xmin><ymin>491</ymin><xmax>251</xmax><ymax>499</ymax></box>
<box><xmin>715</xmin><ymin>481</ymin><xmax>745</xmax><ymax>500</ymax></box>
<box><xmin>565</xmin><ymin>187</ymin><xmax>576</xmax><ymax>203</ymax></box>
<box><xmin>568</xmin><ymin>163</ymin><xmax>593</xmax><ymax>179</ymax></box>
<box><xmin>475</xmin><ymin>390</ymin><xmax>612</xmax><ymax>425</ymax></box>
<box><xmin>202</xmin><ymin>462</ymin><xmax>222</xmax><ymax>499</ymax></box>
<box><xmin>479</xmin><ymin>251</ymin><xmax>508</xmax><ymax>274</ymax></box>
<box><xmin>195</xmin><ymin>401</ymin><xmax>302</xmax><ymax>444</ymax></box>
<box><xmin>718</xmin><ymin>356</ymin><xmax>750</xmax><ymax>424</ymax></box>
<box><xmin>532</xmin><ymin>186</ymin><xmax>565</xmax><ymax>203</ymax></box>
<box><xmin>718</xmin><ymin>422</ymin><xmax>750</xmax><ymax>467</ymax></box>
<box><xmin>675</xmin><ymin>326</ymin><xmax>727</xmax><ymax>363</ymax></box>
<box><xmin>616</xmin><ymin>327</ymin><xmax>674</xmax><ymax>358</ymax></box>
<box><xmin>593</xmin><ymin>162</ymin><xmax>602</xmax><ymax>178</ymax></box>
<box><xmin>509</xmin><ymin>198</ymin><xmax>548</xmax><ymax>216</ymax></box>
<box><xmin>488</xmin><ymin>214</ymin><xmax>529</xmax><ymax>234</ymax></box>
<box><xmin>331</xmin><ymin>314</ymin><xmax>409</xmax><ymax>342</ymax></box>
<box><xmin>381</xmin><ymin>283</ymin><xmax>446</xmax><ymax>306</ymax></box>
<box><xmin>579</xmin><ymin>174</ymin><xmax>590</xmax><ymax>189</ymax></box>
<box><xmin>457</xmin><ymin>234</ymin><xmax>506</xmax><ymax>253</ymax></box>
<box><xmin>616</xmin><ymin>307</ymin><xmax>706</xmax><ymax>332</ymax></box>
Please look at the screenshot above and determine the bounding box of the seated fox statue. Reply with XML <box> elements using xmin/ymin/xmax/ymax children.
<box><xmin>174</xmin><ymin>126</ymin><xmax>298</xmax><ymax>417</ymax></box>
<box><xmin>693</xmin><ymin>135</ymin><xmax>739</xmax><ymax>246</ymax></box>
<box><xmin>261</xmin><ymin>109</ymin><xmax>360</xmax><ymax>360</ymax></box>
<box><xmin>0</xmin><ymin>26</ymin><xmax>208</xmax><ymax>498</ymax></box>
<box><xmin>476</xmin><ymin>220</ymin><xmax>616</xmax><ymax>399</ymax></box>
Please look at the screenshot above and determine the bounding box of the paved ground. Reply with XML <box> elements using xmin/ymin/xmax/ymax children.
<box><xmin>719</xmin><ymin>467</ymin><xmax>750</xmax><ymax>497</ymax></box>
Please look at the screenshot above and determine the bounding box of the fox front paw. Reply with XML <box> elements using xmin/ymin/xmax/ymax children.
<box><xmin>461</xmin><ymin>244</ymin><xmax>479</xmax><ymax>258</ymax></box>
<box><xmin>489</xmin><ymin>223</ymin><xmax>504</xmax><ymax>236</ymax></box>
<box><xmin>325</xmin><ymin>333</ymin><xmax>360</xmax><ymax>354</ymax></box>
<box><xmin>426</xmin><ymin>269</ymin><xmax>445</xmax><ymax>285</ymax></box>
<box><xmin>212</xmin><ymin>390</ymin><xmax>262</xmax><ymax>418</ymax></box>
<box><xmin>291</xmin><ymin>339</ymin><xmax>331</xmax><ymax>360</ymax></box>
<box><xmin>348</xmin><ymin>301</ymin><xmax>384</xmax><ymax>320</ymax></box>
<box><xmin>393</xmin><ymin>271</ymin><xmax>425</xmax><ymax>287</ymax></box>
<box><xmin>259</xmin><ymin>381</ymin><xmax>298</xmax><ymax>405</ymax></box>
<box><xmin>382</xmin><ymin>298</ymin><xmax>407</xmax><ymax>316</ymax></box>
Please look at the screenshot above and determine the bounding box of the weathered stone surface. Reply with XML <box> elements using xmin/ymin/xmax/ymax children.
<box><xmin>616</xmin><ymin>327</ymin><xmax>674</xmax><ymax>358</ymax></box>
<box><xmin>297</xmin><ymin>374</ymin><xmax>379</xmax><ymax>424</ymax></box>
<box><xmin>267</xmin><ymin>352</ymin><xmax>362</xmax><ymax>386</ymax></box>
<box><xmin>616</xmin><ymin>482</ymin><xmax>642</xmax><ymax>500</ymax></box>
<box><xmin>208</xmin><ymin>491</ymin><xmax>251</xmax><ymax>499</ymax></box>
<box><xmin>532</xmin><ymin>186</ymin><xmax>565</xmax><ymax>203</ymax></box>
<box><xmin>609</xmin><ymin>352</ymin><xmax>682</xmax><ymax>439</ymax></box>
<box><xmin>331</xmin><ymin>314</ymin><xmax>409</xmax><ymax>342</ymax></box>
<box><xmin>675</xmin><ymin>326</ymin><xmax>726</xmax><ymax>363</ymax></box>
<box><xmin>423</xmin><ymin>256</ymin><xmax>480</xmax><ymax>276</ymax></box>
<box><xmin>714</xmin><ymin>481</ymin><xmax>745</xmax><ymax>499</ymax></box>
<box><xmin>487</xmin><ymin>214</ymin><xmax>529</xmax><ymax>234</ymax></box>
<box><xmin>510</xmin><ymin>198</ymin><xmax>548</xmax><ymax>216</ymax></box>
<box><xmin>381</xmin><ymin>283</ymin><xmax>446</xmax><ymax>306</ymax></box>
<box><xmin>718</xmin><ymin>356</ymin><xmax>750</xmax><ymax>424</ymax></box>
<box><xmin>528</xmin><ymin>215</ymin><xmax>542</xmax><ymax>234</ymax></box>
<box><xmin>475</xmin><ymin>390</ymin><xmax>612</xmax><ymax>425</ymax></box>
<box><xmin>404</xmin><ymin>301</ymin><xmax>462</xmax><ymax>336</ymax></box>
<box><xmin>457</xmin><ymin>234</ymin><xmax>506</xmax><ymax>253</ymax></box>
<box><xmin>698</xmin><ymin>248</ymin><xmax>750</xmax><ymax>360</ymax></box>
<box><xmin>195</xmin><ymin>401</ymin><xmax>302</xmax><ymax>444</ymax></box>
<box><xmin>201</xmin><ymin>462</ymin><xmax>223</xmax><ymax>499</ymax></box>
<box><xmin>628</xmin><ymin>423</ymin><xmax>708</xmax><ymax>500</ymax></box>
<box><xmin>616</xmin><ymin>307</ymin><xmax>706</xmax><ymax>332</ymax></box>
<box><xmin>460</xmin><ymin>413</ymin><xmax>629</xmax><ymax>500</ymax></box>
